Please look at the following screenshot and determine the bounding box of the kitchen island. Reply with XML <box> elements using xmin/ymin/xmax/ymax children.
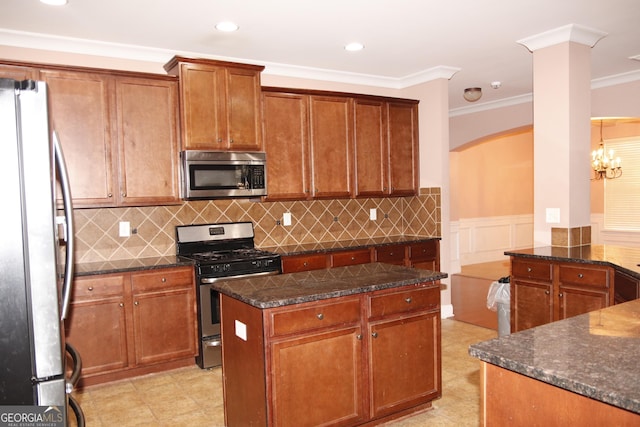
<box><xmin>469</xmin><ymin>299</ymin><xmax>640</xmax><ymax>425</ymax></box>
<box><xmin>211</xmin><ymin>262</ymin><xmax>447</xmax><ymax>426</ymax></box>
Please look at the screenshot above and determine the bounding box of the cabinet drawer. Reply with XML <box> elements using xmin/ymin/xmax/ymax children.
<box><xmin>281</xmin><ymin>254</ymin><xmax>327</xmax><ymax>273</ymax></box>
<box><xmin>559</xmin><ymin>265</ymin><xmax>610</xmax><ymax>288</ymax></box>
<box><xmin>369</xmin><ymin>286</ymin><xmax>439</xmax><ymax>318</ymax></box>
<box><xmin>331</xmin><ymin>249</ymin><xmax>371</xmax><ymax>267</ymax></box>
<box><xmin>269</xmin><ymin>298</ymin><xmax>361</xmax><ymax>337</ymax></box>
<box><xmin>131</xmin><ymin>267</ymin><xmax>194</xmax><ymax>292</ymax></box>
<box><xmin>72</xmin><ymin>275</ymin><xmax>125</xmax><ymax>300</ymax></box>
<box><xmin>511</xmin><ymin>258</ymin><xmax>553</xmax><ymax>282</ymax></box>
<box><xmin>408</xmin><ymin>241</ymin><xmax>437</xmax><ymax>261</ymax></box>
<box><xmin>375</xmin><ymin>244</ymin><xmax>406</xmax><ymax>265</ymax></box>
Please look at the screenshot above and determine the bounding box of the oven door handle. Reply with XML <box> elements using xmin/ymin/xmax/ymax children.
<box><xmin>200</xmin><ymin>270</ymin><xmax>280</xmax><ymax>284</ymax></box>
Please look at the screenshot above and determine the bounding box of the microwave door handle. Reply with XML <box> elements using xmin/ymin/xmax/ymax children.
<box><xmin>54</xmin><ymin>131</ymin><xmax>75</xmax><ymax>320</ymax></box>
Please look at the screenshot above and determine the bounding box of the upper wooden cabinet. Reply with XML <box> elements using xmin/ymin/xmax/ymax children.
<box><xmin>39</xmin><ymin>68</ymin><xmax>180</xmax><ymax>207</ymax></box>
<box><xmin>0</xmin><ymin>63</ymin><xmax>38</xmax><ymax>81</ymax></box>
<box><xmin>262</xmin><ymin>91</ymin><xmax>311</xmax><ymax>200</ymax></box>
<box><xmin>262</xmin><ymin>87</ymin><xmax>419</xmax><ymax>201</ymax></box>
<box><xmin>309</xmin><ymin>95</ymin><xmax>353</xmax><ymax>198</ymax></box>
<box><xmin>164</xmin><ymin>56</ymin><xmax>264</xmax><ymax>151</ymax></box>
<box><xmin>387</xmin><ymin>101</ymin><xmax>419</xmax><ymax>196</ymax></box>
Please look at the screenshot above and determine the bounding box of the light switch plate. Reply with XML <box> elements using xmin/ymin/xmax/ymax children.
<box><xmin>545</xmin><ymin>208</ymin><xmax>560</xmax><ymax>224</ymax></box>
<box><xmin>369</xmin><ymin>208</ymin><xmax>377</xmax><ymax>221</ymax></box>
<box><xmin>283</xmin><ymin>212</ymin><xmax>292</xmax><ymax>226</ymax></box>
<box><xmin>235</xmin><ymin>320</ymin><xmax>247</xmax><ymax>341</ymax></box>
<box><xmin>119</xmin><ymin>221</ymin><xmax>130</xmax><ymax>237</ymax></box>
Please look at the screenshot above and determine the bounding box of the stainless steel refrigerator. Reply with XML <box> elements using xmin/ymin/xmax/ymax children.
<box><xmin>0</xmin><ymin>78</ymin><xmax>84</xmax><ymax>426</ymax></box>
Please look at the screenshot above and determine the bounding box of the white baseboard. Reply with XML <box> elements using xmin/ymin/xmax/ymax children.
<box><xmin>441</xmin><ymin>303</ymin><xmax>454</xmax><ymax>319</ymax></box>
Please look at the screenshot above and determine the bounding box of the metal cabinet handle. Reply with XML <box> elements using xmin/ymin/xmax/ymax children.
<box><xmin>371</xmin><ymin>332</ymin><xmax>378</xmax><ymax>338</ymax></box>
<box><xmin>316</xmin><ymin>313</ymin><xmax>324</xmax><ymax>320</ymax></box>
<box><xmin>87</xmin><ymin>286</ymin><xmax>93</xmax><ymax>291</ymax></box>
<box><xmin>527</xmin><ymin>267</ymin><xmax>532</xmax><ymax>272</ymax></box>
<box><xmin>356</xmin><ymin>334</ymin><xmax>362</xmax><ymax>340</ymax></box>
<box><xmin>161</xmin><ymin>277</ymin><xmax>167</xmax><ymax>283</ymax></box>
<box><xmin>217</xmin><ymin>138</ymin><xmax>223</xmax><ymax>142</ymax></box>
<box><xmin>578</xmin><ymin>273</ymin><xmax>584</xmax><ymax>278</ymax></box>
<box><xmin>119</xmin><ymin>303</ymin><xmax>124</xmax><ymax>307</ymax></box>
<box><xmin>303</xmin><ymin>262</ymin><xmax>308</xmax><ymax>266</ymax></box>
<box><xmin>108</xmin><ymin>193</ymin><xmax>113</xmax><ymax>198</ymax></box>
<box><xmin>405</xmin><ymin>297</ymin><xmax>412</xmax><ymax>303</ymax></box>
<box><xmin>544</xmin><ymin>290</ymin><xmax>550</xmax><ymax>295</ymax></box>
<box><xmin>134</xmin><ymin>301</ymin><xmax>139</xmax><ymax>306</ymax></box>
<box><xmin>230</xmin><ymin>139</ymin><xmax>234</xmax><ymax>143</ymax></box>
<box><xmin>559</xmin><ymin>293</ymin><xmax>564</xmax><ymax>298</ymax></box>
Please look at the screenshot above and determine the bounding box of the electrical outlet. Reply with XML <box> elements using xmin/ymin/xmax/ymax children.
<box><xmin>119</xmin><ymin>221</ymin><xmax>130</xmax><ymax>237</ymax></box>
<box><xmin>283</xmin><ymin>212</ymin><xmax>292</xmax><ymax>226</ymax></box>
<box><xmin>369</xmin><ymin>208</ymin><xmax>377</xmax><ymax>221</ymax></box>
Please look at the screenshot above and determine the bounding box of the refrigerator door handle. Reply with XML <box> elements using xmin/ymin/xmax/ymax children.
<box><xmin>54</xmin><ymin>131</ymin><xmax>75</xmax><ymax>320</ymax></box>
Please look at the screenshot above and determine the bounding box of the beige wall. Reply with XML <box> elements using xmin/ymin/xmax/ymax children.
<box><xmin>450</xmin><ymin>129</ymin><xmax>533</xmax><ymax>221</ymax></box>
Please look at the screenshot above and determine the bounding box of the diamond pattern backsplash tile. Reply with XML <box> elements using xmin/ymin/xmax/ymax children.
<box><xmin>71</xmin><ymin>189</ymin><xmax>441</xmax><ymax>263</ymax></box>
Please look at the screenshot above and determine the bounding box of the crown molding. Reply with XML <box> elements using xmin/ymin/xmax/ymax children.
<box><xmin>517</xmin><ymin>23</ymin><xmax>608</xmax><ymax>52</ymax></box>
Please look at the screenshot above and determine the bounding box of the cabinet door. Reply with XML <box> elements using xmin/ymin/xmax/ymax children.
<box><xmin>262</xmin><ymin>91</ymin><xmax>311</xmax><ymax>200</ymax></box>
<box><xmin>511</xmin><ymin>279</ymin><xmax>553</xmax><ymax>332</ymax></box>
<box><xmin>558</xmin><ymin>264</ymin><xmax>611</xmax><ymax>320</ymax></box>
<box><xmin>368</xmin><ymin>311</ymin><xmax>440</xmax><ymax>419</ymax></box>
<box><xmin>408</xmin><ymin>241</ymin><xmax>439</xmax><ymax>271</ymax></box>
<box><xmin>614</xmin><ymin>270</ymin><xmax>640</xmax><ymax>304</ymax></box>
<box><xmin>354</xmin><ymin>99</ymin><xmax>387</xmax><ymax>197</ymax></box>
<box><xmin>131</xmin><ymin>268</ymin><xmax>198</xmax><ymax>365</ymax></box>
<box><xmin>270</xmin><ymin>327</ymin><xmax>365</xmax><ymax>427</ymax></box>
<box><xmin>387</xmin><ymin>102</ymin><xmax>418</xmax><ymax>196</ymax></box>
<box><xmin>225</xmin><ymin>67</ymin><xmax>263</xmax><ymax>151</ymax></box>
<box><xmin>559</xmin><ymin>286</ymin><xmax>609</xmax><ymax>320</ymax></box>
<box><xmin>179</xmin><ymin>63</ymin><xmax>226</xmax><ymax>150</ymax></box>
<box><xmin>330</xmin><ymin>249</ymin><xmax>372</xmax><ymax>268</ymax></box>
<box><xmin>115</xmin><ymin>77</ymin><xmax>180</xmax><ymax>205</ymax></box>
<box><xmin>309</xmin><ymin>95</ymin><xmax>353</xmax><ymax>198</ymax></box>
<box><xmin>41</xmin><ymin>69</ymin><xmax>115</xmax><ymax>206</ymax></box>
<box><xmin>375</xmin><ymin>244</ymin><xmax>406</xmax><ymax>266</ymax></box>
<box><xmin>64</xmin><ymin>275</ymin><xmax>128</xmax><ymax>377</ymax></box>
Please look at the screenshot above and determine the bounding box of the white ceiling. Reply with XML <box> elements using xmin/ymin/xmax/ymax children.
<box><xmin>1</xmin><ymin>0</ymin><xmax>639</xmax><ymax>111</ymax></box>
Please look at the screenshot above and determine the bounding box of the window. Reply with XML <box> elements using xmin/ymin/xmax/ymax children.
<box><xmin>604</xmin><ymin>137</ymin><xmax>640</xmax><ymax>230</ymax></box>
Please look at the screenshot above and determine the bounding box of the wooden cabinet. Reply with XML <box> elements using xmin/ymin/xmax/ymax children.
<box><xmin>65</xmin><ymin>266</ymin><xmax>198</xmax><ymax>386</ymax></box>
<box><xmin>614</xmin><ymin>270</ymin><xmax>640</xmax><ymax>304</ymax></box>
<box><xmin>387</xmin><ymin>102</ymin><xmax>419</xmax><ymax>196</ymax></box>
<box><xmin>510</xmin><ymin>257</ymin><xmax>614</xmax><ymax>333</ymax></box>
<box><xmin>262</xmin><ymin>91</ymin><xmax>311</xmax><ymax>200</ymax></box>
<box><xmin>165</xmin><ymin>56</ymin><xmax>264</xmax><ymax>151</ymax></box>
<box><xmin>39</xmin><ymin>67</ymin><xmax>180</xmax><ymax>207</ymax></box>
<box><xmin>261</xmin><ymin>87</ymin><xmax>419</xmax><ymax>201</ymax></box>
<box><xmin>354</xmin><ymin>99</ymin><xmax>387</xmax><ymax>197</ymax></box>
<box><xmin>282</xmin><ymin>240</ymin><xmax>440</xmax><ymax>274</ymax></box>
<box><xmin>309</xmin><ymin>95</ymin><xmax>353</xmax><ymax>198</ymax></box>
<box><xmin>0</xmin><ymin>63</ymin><xmax>38</xmax><ymax>80</ymax></box>
<box><xmin>368</xmin><ymin>286</ymin><xmax>441</xmax><ymax>418</ymax></box>
<box><xmin>408</xmin><ymin>240</ymin><xmax>440</xmax><ymax>271</ymax></box>
<box><xmin>220</xmin><ymin>281</ymin><xmax>441</xmax><ymax>426</ymax></box>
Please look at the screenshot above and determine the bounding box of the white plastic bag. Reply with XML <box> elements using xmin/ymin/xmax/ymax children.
<box><xmin>486</xmin><ymin>280</ymin><xmax>510</xmax><ymax>311</ymax></box>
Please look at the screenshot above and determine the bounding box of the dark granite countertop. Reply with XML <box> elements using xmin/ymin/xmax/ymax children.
<box><xmin>260</xmin><ymin>235</ymin><xmax>439</xmax><ymax>256</ymax></box>
<box><xmin>75</xmin><ymin>256</ymin><xmax>194</xmax><ymax>276</ymax></box>
<box><xmin>505</xmin><ymin>244</ymin><xmax>640</xmax><ymax>279</ymax></box>
<box><xmin>469</xmin><ymin>299</ymin><xmax>640</xmax><ymax>414</ymax></box>
<box><xmin>210</xmin><ymin>262</ymin><xmax>447</xmax><ymax>309</ymax></box>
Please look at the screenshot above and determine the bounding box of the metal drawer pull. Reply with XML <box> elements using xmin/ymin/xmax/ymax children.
<box><xmin>356</xmin><ymin>334</ymin><xmax>362</xmax><ymax>340</ymax></box>
<box><xmin>371</xmin><ymin>332</ymin><xmax>378</xmax><ymax>338</ymax></box>
<box><xmin>88</xmin><ymin>286</ymin><xmax>93</xmax><ymax>291</ymax></box>
<box><xmin>578</xmin><ymin>273</ymin><xmax>583</xmax><ymax>278</ymax></box>
<box><xmin>161</xmin><ymin>277</ymin><xmax>167</xmax><ymax>282</ymax></box>
<box><xmin>545</xmin><ymin>290</ymin><xmax>550</xmax><ymax>295</ymax></box>
<box><xmin>405</xmin><ymin>297</ymin><xmax>412</xmax><ymax>303</ymax></box>
<box><xmin>559</xmin><ymin>293</ymin><xmax>564</xmax><ymax>298</ymax></box>
<box><xmin>316</xmin><ymin>313</ymin><xmax>324</xmax><ymax>320</ymax></box>
<box><xmin>527</xmin><ymin>267</ymin><xmax>532</xmax><ymax>272</ymax></box>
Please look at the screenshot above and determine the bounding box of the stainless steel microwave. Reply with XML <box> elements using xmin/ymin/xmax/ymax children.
<box><xmin>182</xmin><ymin>151</ymin><xmax>267</xmax><ymax>199</ymax></box>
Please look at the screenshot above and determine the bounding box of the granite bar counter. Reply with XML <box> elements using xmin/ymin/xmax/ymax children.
<box><xmin>469</xmin><ymin>299</ymin><xmax>640</xmax><ymax>423</ymax></box>
<box><xmin>210</xmin><ymin>261</ymin><xmax>447</xmax><ymax>308</ymax></box>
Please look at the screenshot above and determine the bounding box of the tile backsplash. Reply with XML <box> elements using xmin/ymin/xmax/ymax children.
<box><xmin>72</xmin><ymin>188</ymin><xmax>440</xmax><ymax>263</ymax></box>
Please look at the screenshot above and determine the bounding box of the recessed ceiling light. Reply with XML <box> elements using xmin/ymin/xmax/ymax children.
<box><xmin>40</xmin><ymin>0</ymin><xmax>68</xmax><ymax>5</ymax></box>
<box><xmin>215</xmin><ymin>21</ymin><xmax>239</xmax><ymax>32</ymax></box>
<box><xmin>345</xmin><ymin>42</ymin><xmax>364</xmax><ymax>52</ymax></box>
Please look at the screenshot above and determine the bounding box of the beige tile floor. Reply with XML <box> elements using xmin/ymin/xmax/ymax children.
<box><xmin>70</xmin><ymin>319</ymin><xmax>496</xmax><ymax>427</ymax></box>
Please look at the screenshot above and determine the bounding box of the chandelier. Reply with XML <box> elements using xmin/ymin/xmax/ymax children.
<box><xmin>592</xmin><ymin>120</ymin><xmax>622</xmax><ymax>180</ymax></box>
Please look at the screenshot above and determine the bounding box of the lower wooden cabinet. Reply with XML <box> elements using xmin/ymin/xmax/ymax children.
<box><xmin>220</xmin><ymin>282</ymin><xmax>441</xmax><ymax>426</ymax></box>
<box><xmin>281</xmin><ymin>240</ymin><xmax>440</xmax><ymax>274</ymax></box>
<box><xmin>510</xmin><ymin>257</ymin><xmax>614</xmax><ymax>333</ymax></box>
<box><xmin>614</xmin><ymin>270</ymin><xmax>640</xmax><ymax>304</ymax></box>
<box><xmin>65</xmin><ymin>266</ymin><xmax>198</xmax><ymax>386</ymax></box>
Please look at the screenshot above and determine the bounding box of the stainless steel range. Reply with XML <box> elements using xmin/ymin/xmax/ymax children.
<box><xmin>176</xmin><ymin>222</ymin><xmax>281</xmax><ymax>369</ymax></box>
